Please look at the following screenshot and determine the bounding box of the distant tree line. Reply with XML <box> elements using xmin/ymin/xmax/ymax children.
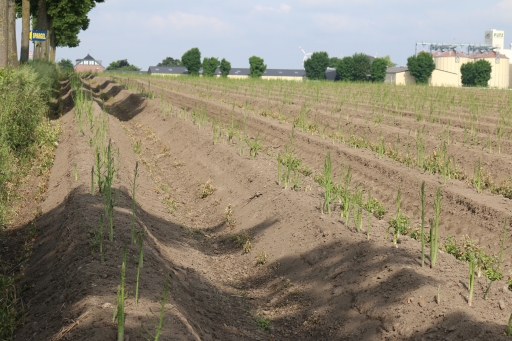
<box><xmin>106</xmin><ymin>59</ymin><xmax>140</xmax><ymax>71</ymax></box>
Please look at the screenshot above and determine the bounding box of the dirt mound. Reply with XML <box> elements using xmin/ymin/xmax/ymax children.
<box><xmin>13</xmin><ymin>76</ymin><xmax>512</xmax><ymax>340</ymax></box>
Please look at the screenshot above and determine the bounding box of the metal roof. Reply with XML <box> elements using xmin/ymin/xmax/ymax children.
<box><xmin>386</xmin><ymin>67</ymin><xmax>408</xmax><ymax>74</ymax></box>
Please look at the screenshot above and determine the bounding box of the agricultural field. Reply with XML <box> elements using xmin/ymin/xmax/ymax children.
<box><xmin>13</xmin><ymin>73</ymin><xmax>512</xmax><ymax>340</ymax></box>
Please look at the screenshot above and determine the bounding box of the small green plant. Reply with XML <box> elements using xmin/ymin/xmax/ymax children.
<box><xmin>420</xmin><ymin>181</ymin><xmax>426</xmax><ymax>267</ymax></box>
<box><xmin>255</xmin><ymin>315</ymin><xmax>271</xmax><ymax>331</ymax></box>
<box><xmin>73</xmin><ymin>163</ymin><xmax>78</xmax><ymax>180</ymax></box>
<box><xmin>247</xmin><ymin>135</ymin><xmax>262</xmax><ymax>159</ymax></box>
<box><xmin>141</xmin><ymin>276</ymin><xmax>169</xmax><ymax>341</ymax></box>
<box><xmin>133</xmin><ymin>140</ymin><xmax>142</xmax><ymax>154</ymax></box>
<box><xmin>468</xmin><ymin>254</ymin><xmax>476</xmax><ymax>307</ymax></box>
<box><xmin>367</xmin><ymin>210</ymin><xmax>372</xmax><ymax>240</ymax></box>
<box><xmin>507</xmin><ymin>313</ymin><xmax>512</xmax><ymax>336</ymax></box>
<box><xmin>436</xmin><ymin>284</ymin><xmax>441</xmax><ymax>304</ymax></box>
<box><xmin>234</xmin><ymin>231</ymin><xmax>251</xmax><ymax>253</ymax></box>
<box><xmin>200</xmin><ymin>180</ymin><xmax>216</xmax><ymax>198</ymax></box>
<box><xmin>430</xmin><ymin>187</ymin><xmax>442</xmax><ymax>268</ymax></box>
<box><xmin>389</xmin><ymin>213</ymin><xmax>410</xmax><ymax>245</ymax></box>
<box><xmin>322</xmin><ymin>152</ymin><xmax>333</xmax><ymax>215</ymax></box>
<box><xmin>256</xmin><ymin>250</ymin><xmax>268</xmax><ymax>265</ymax></box>
<box><xmin>135</xmin><ymin>231</ymin><xmax>144</xmax><ymax>306</ymax></box>
<box><xmin>131</xmin><ymin>162</ymin><xmax>139</xmax><ymax>243</ymax></box>
<box><xmin>363</xmin><ymin>193</ymin><xmax>386</xmax><ymax>219</ymax></box>
<box><xmin>0</xmin><ymin>275</ymin><xmax>20</xmax><ymax>340</ymax></box>
<box><xmin>113</xmin><ymin>247</ymin><xmax>127</xmax><ymax>341</ymax></box>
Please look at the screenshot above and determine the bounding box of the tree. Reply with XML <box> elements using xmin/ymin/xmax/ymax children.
<box><xmin>407</xmin><ymin>51</ymin><xmax>435</xmax><ymax>84</ymax></box>
<box><xmin>370</xmin><ymin>57</ymin><xmax>388</xmax><ymax>82</ymax></box>
<box><xmin>20</xmin><ymin>0</ymin><xmax>30</xmax><ymax>63</ymax></box>
<box><xmin>106</xmin><ymin>59</ymin><xmax>140</xmax><ymax>71</ymax></box>
<box><xmin>181</xmin><ymin>47</ymin><xmax>201</xmax><ymax>76</ymax></box>
<box><xmin>461</xmin><ymin>59</ymin><xmax>492</xmax><ymax>87</ymax></box>
<box><xmin>460</xmin><ymin>62</ymin><xmax>475</xmax><ymax>87</ymax></box>
<box><xmin>381</xmin><ymin>55</ymin><xmax>396</xmax><ymax>68</ymax></box>
<box><xmin>157</xmin><ymin>57</ymin><xmax>181</xmax><ymax>67</ymax></box>
<box><xmin>304</xmin><ymin>51</ymin><xmax>329</xmax><ymax>80</ymax></box>
<box><xmin>352</xmin><ymin>53</ymin><xmax>371</xmax><ymax>81</ymax></box>
<box><xmin>0</xmin><ymin>0</ymin><xmax>7</xmax><ymax>68</ymax></box>
<box><xmin>58</xmin><ymin>58</ymin><xmax>73</xmax><ymax>71</ymax></box>
<box><xmin>473</xmin><ymin>59</ymin><xmax>492</xmax><ymax>87</ymax></box>
<box><xmin>220</xmin><ymin>58</ymin><xmax>231</xmax><ymax>77</ymax></box>
<box><xmin>202</xmin><ymin>57</ymin><xmax>218</xmax><ymax>77</ymax></box>
<box><xmin>328</xmin><ymin>57</ymin><xmax>341</xmax><ymax>68</ymax></box>
<box><xmin>7</xmin><ymin>0</ymin><xmax>17</xmax><ymax>67</ymax></box>
<box><xmin>249</xmin><ymin>55</ymin><xmax>266</xmax><ymax>78</ymax></box>
<box><xmin>336</xmin><ymin>56</ymin><xmax>354</xmax><ymax>81</ymax></box>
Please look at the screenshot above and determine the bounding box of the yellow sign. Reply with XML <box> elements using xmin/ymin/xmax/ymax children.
<box><xmin>30</xmin><ymin>30</ymin><xmax>47</xmax><ymax>41</ymax></box>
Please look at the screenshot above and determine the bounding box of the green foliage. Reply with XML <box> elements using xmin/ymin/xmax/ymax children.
<box><xmin>181</xmin><ymin>48</ymin><xmax>202</xmax><ymax>76</ymax></box>
<box><xmin>249</xmin><ymin>56</ymin><xmax>267</xmax><ymax>78</ymax></box>
<box><xmin>407</xmin><ymin>52</ymin><xmax>435</xmax><ymax>84</ymax></box>
<box><xmin>202</xmin><ymin>57</ymin><xmax>219</xmax><ymax>77</ymax></box>
<box><xmin>328</xmin><ymin>57</ymin><xmax>342</xmax><ymax>68</ymax></box>
<box><xmin>381</xmin><ymin>55</ymin><xmax>396</xmax><ymax>67</ymax></box>
<box><xmin>106</xmin><ymin>59</ymin><xmax>140</xmax><ymax>71</ymax></box>
<box><xmin>336</xmin><ymin>56</ymin><xmax>354</xmax><ymax>81</ymax></box>
<box><xmin>351</xmin><ymin>53</ymin><xmax>371</xmax><ymax>81</ymax></box>
<box><xmin>370</xmin><ymin>57</ymin><xmax>388</xmax><ymax>83</ymax></box>
<box><xmin>157</xmin><ymin>56</ymin><xmax>181</xmax><ymax>67</ymax></box>
<box><xmin>58</xmin><ymin>58</ymin><xmax>74</xmax><ymax>72</ymax></box>
<box><xmin>461</xmin><ymin>59</ymin><xmax>492</xmax><ymax>87</ymax></box>
<box><xmin>304</xmin><ymin>51</ymin><xmax>329</xmax><ymax>80</ymax></box>
<box><xmin>220</xmin><ymin>58</ymin><xmax>231</xmax><ymax>77</ymax></box>
<box><xmin>389</xmin><ymin>212</ymin><xmax>410</xmax><ymax>242</ymax></box>
<box><xmin>0</xmin><ymin>276</ymin><xmax>20</xmax><ymax>340</ymax></box>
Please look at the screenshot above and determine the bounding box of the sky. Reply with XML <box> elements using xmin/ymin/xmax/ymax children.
<box><xmin>15</xmin><ymin>0</ymin><xmax>512</xmax><ymax>70</ymax></box>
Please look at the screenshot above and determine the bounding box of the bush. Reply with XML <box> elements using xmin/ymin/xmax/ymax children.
<box><xmin>407</xmin><ymin>52</ymin><xmax>435</xmax><ymax>84</ymax></box>
<box><xmin>182</xmin><ymin>48</ymin><xmax>202</xmax><ymax>76</ymax></box>
<box><xmin>304</xmin><ymin>51</ymin><xmax>329</xmax><ymax>80</ymax></box>
<box><xmin>220</xmin><ymin>58</ymin><xmax>231</xmax><ymax>77</ymax></box>
<box><xmin>249</xmin><ymin>56</ymin><xmax>266</xmax><ymax>78</ymax></box>
<box><xmin>370</xmin><ymin>57</ymin><xmax>388</xmax><ymax>83</ymax></box>
<box><xmin>336</xmin><ymin>56</ymin><xmax>354</xmax><ymax>81</ymax></box>
<box><xmin>202</xmin><ymin>57</ymin><xmax>219</xmax><ymax>77</ymax></box>
<box><xmin>106</xmin><ymin>59</ymin><xmax>140</xmax><ymax>71</ymax></box>
<box><xmin>461</xmin><ymin>59</ymin><xmax>492</xmax><ymax>87</ymax></box>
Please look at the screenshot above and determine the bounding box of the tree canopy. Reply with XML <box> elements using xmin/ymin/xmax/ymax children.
<box><xmin>304</xmin><ymin>51</ymin><xmax>329</xmax><ymax>80</ymax></box>
<box><xmin>202</xmin><ymin>57</ymin><xmax>218</xmax><ymax>77</ymax></box>
<box><xmin>249</xmin><ymin>56</ymin><xmax>266</xmax><ymax>78</ymax></box>
<box><xmin>461</xmin><ymin>59</ymin><xmax>492</xmax><ymax>87</ymax></box>
<box><xmin>106</xmin><ymin>59</ymin><xmax>140</xmax><ymax>71</ymax></box>
<box><xmin>336</xmin><ymin>56</ymin><xmax>354</xmax><ymax>81</ymax></box>
<box><xmin>352</xmin><ymin>53</ymin><xmax>371</xmax><ymax>81</ymax></box>
<box><xmin>370</xmin><ymin>57</ymin><xmax>388</xmax><ymax>82</ymax></box>
<box><xmin>381</xmin><ymin>55</ymin><xmax>396</xmax><ymax>68</ymax></box>
<box><xmin>328</xmin><ymin>57</ymin><xmax>341</xmax><ymax>68</ymax></box>
<box><xmin>181</xmin><ymin>48</ymin><xmax>201</xmax><ymax>75</ymax></box>
<box><xmin>157</xmin><ymin>57</ymin><xmax>181</xmax><ymax>67</ymax></box>
<box><xmin>58</xmin><ymin>58</ymin><xmax>73</xmax><ymax>71</ymax></box>
<box><xmin>220</xmin><ymin>58</ymin><xmax>231</xmax><ymax>77</ymax></box>
<box><xmin>407</xmin><ymin>52</ymin><xmax>435</xmax><ymax>84</ymax></box>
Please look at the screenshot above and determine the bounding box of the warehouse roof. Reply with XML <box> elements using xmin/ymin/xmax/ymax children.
<box><xmin>386</xmin><ymin>67</ymin><xmax>408</xmax><ymax>74</ymax></box>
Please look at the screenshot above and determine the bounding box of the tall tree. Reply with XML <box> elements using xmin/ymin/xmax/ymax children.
<box><xmin>336</xmin><ymin>56</ymin><xmax>354</xmax><ymax>81</ymax></box>
<box><xmin>219</xmin><ymin>58</ymin><xmax>231</xmax><ymax>77</ymax></box>
<box><xmin>407</xmin><ymin>51</ymin><xmax>435</xmax><ymax>84</ymax></box>
<box><xmin>0</xmin><ymin>0</ymin><xmax>7</xmax><ymax>67</ymax></box>
<box><xmin>352</xmin><ymin>53</ymin><xmax>371</xmax><ymax>81</ymax></box>
<box><xmin>7</xmin><ymin>0</ymin><xmax>17</xmax><ymax>67</ymax></box>
<box><xmin>304</xmin><ymin>51</ymin><xmax>329</xmax><ymax>80</ymax></box>
<box><xmin>34</xmin><ymin>0</ymin><xmax>49</xmax><ymax>60</ymax></box>
<box><xmin>328</xmin><ymin>57</ymin><xmax>341</xmax><ymax>68</ymax></box>
<box><xmin>370</xmin><ymin>57</ymin><xmax>388</xmax><ymax>82</ymax></box>
<box><xmin>249</xmin><ymin>55</ymin><xmax>266</xmax><ymax>78</ymax></box>
<box><xmin>20</xmin><ymin>0</ymin><xmax>30</xmax><ymax>63</ymax></box>
<box><xmin>181</xmin><ymin>47</ymin><xmax>201</xmax><ymax>75</ymax></box>
<box><xmin>202</xmin><ymin>57</ymin><xmax>218</xmax><ymax>77</ymax></box>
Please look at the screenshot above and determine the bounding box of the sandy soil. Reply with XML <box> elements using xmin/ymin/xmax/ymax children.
<box><xmin>12</xmin><ymin>75</ymin><xmax>512</xmax><ymax>340</ymax></box>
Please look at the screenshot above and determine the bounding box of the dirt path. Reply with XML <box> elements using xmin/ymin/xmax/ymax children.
<box><xmin>14</xmin><ymin>76</ymin><xmax>512</xmax><ymax>340</ymax></box>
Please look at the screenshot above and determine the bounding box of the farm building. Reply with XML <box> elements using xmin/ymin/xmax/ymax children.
<box><xmin>74</xmin><ymin>54</ymin><xmax>104</xmax><ymax>73</ymax></box>
<box><xmin>385</xmin><ymin>67</ymin><xmax>459</xmax><ymax>87</ymax></box>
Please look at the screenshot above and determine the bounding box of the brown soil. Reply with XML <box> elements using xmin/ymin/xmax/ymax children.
<box><xmin>11</xmin><ymin>76</ymin><xmax>512</xmax><ymax>340</ymax></box>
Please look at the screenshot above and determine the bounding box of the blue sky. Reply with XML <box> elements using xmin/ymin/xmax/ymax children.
<box><xmin>16</xmin><ymin>0</ymin><xmax>512</xmax><ymax>69</ymax></box>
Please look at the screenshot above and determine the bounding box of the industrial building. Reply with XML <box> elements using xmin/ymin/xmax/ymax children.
<box><xmin>147</xmin><ymin>66</ymin><xmax>308</xmax><ymax>81</ymax></box>
<box><xmin>386</xmin><ymin>29</ymin><xmax>511</xmax><ymax>89</ymax></box>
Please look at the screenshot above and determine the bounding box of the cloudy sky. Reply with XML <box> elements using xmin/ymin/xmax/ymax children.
<box><xmin>17</xmin><ymin>0</ymin><xmax>512</xmax><ymax>69</ymax></box>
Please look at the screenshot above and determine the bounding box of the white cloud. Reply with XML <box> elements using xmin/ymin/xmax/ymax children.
<box><xmin>148</xmin><ymin>12</ymin><xmax>234</xmax><ymax>35</ymax></box>
<box><xmin>254</xmin><ymin>3</ymin><xmax>292</xmax><ymax>13</ymax></box>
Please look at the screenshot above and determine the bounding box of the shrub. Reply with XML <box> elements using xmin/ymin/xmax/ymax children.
<box><xmin>182</xmin><ymin>48</ymin><xmax>202</xmax><ymax>76</ymax></box>
<box><xmin>461</xmin><ymin>59</ymin><xmax>492</xmax><ymax>87</ymax></box>
<box><xmin>249</xmin><ymin>56</ymin><xmax>267</xmax><ymax>78</ymax></box>
<box><xmin>352</xmin><ymin>53</ymin><xmax>371</xmax><ymax>81</ymax></box>
<box><xmin>304</xmin><ymin>51</ymin><xmax>329</xmax><ymax>80</ymax></box>
<box><xmin>407</xmin><ymin>52</ymin><xmax>435</xmax><ymax>84</ymax></box>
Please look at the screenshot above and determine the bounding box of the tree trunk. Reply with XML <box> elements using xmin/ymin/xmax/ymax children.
<box><xmin>7</xmin><ymin>0</ymin><xmax>18</xmax><ymax>67</ymax></box>
<box><xmin>0</xmin><ymin>0</ymin><xmax>8</xmax><ymax>68</ymax></box>
<box><xmin>50</xmin><ymin>30</ymin><xmax>55</xmax><ymax>62</ymax></box>
<box><xmin>20</xmin><ymin>0</ymin><xmax>30</xmax><ymax>64</ymax></box>
<box><xmin>35</xmin><ymin>0</ymin><xmax>48</xmax><ymax>60</ymax></box>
